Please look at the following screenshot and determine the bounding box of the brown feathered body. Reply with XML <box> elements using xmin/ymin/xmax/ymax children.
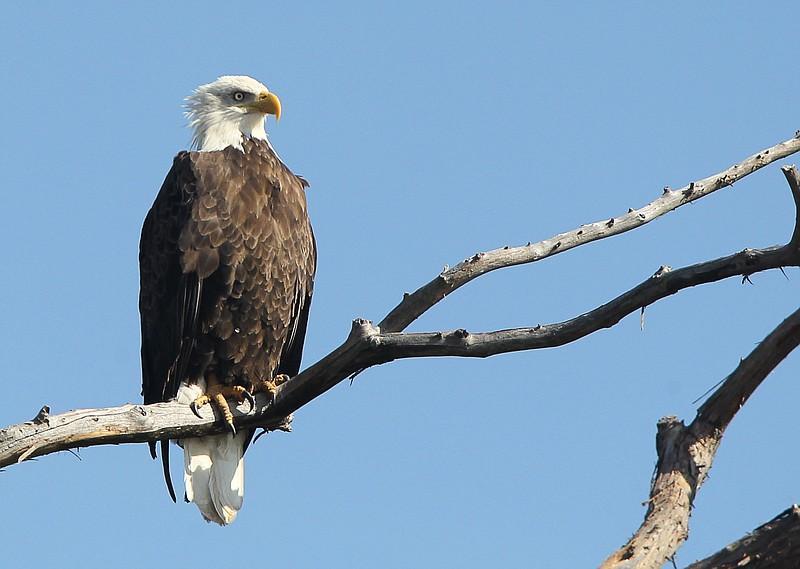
<box><xmin>139</xmin><ymin>137</ymin><xmax>315</xmax><ymax>523</ymax></box>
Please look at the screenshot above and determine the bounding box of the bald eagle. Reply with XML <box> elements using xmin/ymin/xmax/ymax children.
<box><xmin>139</xmin><ymin>76</ymin><xmax>316</xmax><ymax>525</ymax></box>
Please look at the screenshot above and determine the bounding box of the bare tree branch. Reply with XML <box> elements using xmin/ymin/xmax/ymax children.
<box><xmin>0</xmin><ymin>397</ymin><xmax>294</xmax><ymax>469</ymax></box>
<box><xmin>368</xmin><ymin>248</ymin><xmax>797</xmax><ymax>358</ymax></box>
<box><xmin>379</xmin><ymin>133</ymin><xmax>800</xmax><ymax>332</ymax></box>
<box><xmin>599</xmin><ymin>303</ymin><xmax>800</xmax><ymax>569</ymax></box>
<box><xmin>685</xmin><ymin>505</ymin><xmax>800</xmax><ymax>569</ymax></box>
<box><xmin>2</xmin><ymin>232</ymin><xmax>797</xmax><ymax>467</ymax></box>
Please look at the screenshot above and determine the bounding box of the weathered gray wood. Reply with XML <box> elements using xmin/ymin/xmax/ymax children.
<box><xmin>685</xmin><ymin>506</ymin><xmax>800</xmax><ymax>569</ymax></box>
<box><xmin>0</xmin><ymin>395</ymin><xmax>293</xmax><ymax>469</ymax></box>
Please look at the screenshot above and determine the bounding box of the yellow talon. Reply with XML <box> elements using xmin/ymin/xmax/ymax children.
<box><xmin>190</xmin><ymin>380</ymin><xmax>255</xmax><ymax>435</ymax></box>
<box><xmin>253</xmin><ymin>374</ymin><xmax>290</xmax><ymax>401</ymax></box>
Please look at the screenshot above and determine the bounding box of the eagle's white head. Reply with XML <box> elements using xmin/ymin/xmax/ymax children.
<box><xmin>185</xmin><ymin>75</ymin><xmax>282</xmax><ymax>152</ymax></box>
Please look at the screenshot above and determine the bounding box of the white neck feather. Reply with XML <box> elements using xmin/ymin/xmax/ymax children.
<box><xmin>186</xmin><ymin>105</ymin><xmax>268</xmax><ymax>152</ymax></box>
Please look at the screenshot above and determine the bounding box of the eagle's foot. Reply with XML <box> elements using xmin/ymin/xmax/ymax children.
<box><xmin>253</xmin><ymin>373</ymin><xmax>290</xmax><ymax>403</ymax></box>
<box><xmin>189</xmin><ymin>384</ymin><xmax>255</xmax><ymax>435</ymax></box>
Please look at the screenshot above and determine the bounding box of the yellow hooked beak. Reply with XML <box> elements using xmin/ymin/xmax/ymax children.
<box><xmin>247</xmin><ymin>91</ymin><xmax>282</xmax><ymax>120</ymax></box>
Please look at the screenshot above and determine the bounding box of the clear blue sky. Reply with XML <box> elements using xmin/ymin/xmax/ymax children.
<box><xmin>1</xmin><ymin>2</ymin><xmax>798</xmax><ymax>567</ymax></box>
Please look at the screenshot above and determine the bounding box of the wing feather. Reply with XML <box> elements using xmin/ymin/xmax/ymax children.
<box><xmin>139</xmin><ymin>152</ymin><xmax>199</xmax><ymax>501</ymax></box>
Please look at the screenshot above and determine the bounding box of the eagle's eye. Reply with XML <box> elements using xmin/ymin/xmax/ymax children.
<box><xmin>232</xmin><ymin>91</ymin><xmax>246</xmax><ymax>102</ymax></box>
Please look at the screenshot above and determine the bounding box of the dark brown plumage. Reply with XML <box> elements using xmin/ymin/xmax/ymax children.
<box><xmin>139</xmin><ymin>137</ymin><xmax>315</xmax><ymax>505</ymax></box>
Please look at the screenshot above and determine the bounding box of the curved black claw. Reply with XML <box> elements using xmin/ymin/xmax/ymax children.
<box><xmin>190</xmin><ymin>401</ymin><xmax>203</xmax><ymax>419</ymax></box>
<box><xmin>242</xmin><ymin>390</ymin><xmax>256</xmax><ymax>413</ymax></box>
<box><xmin>226</xmin><ymin>421</ymin><xmax>237</xmax><ymax>436</ymax></box>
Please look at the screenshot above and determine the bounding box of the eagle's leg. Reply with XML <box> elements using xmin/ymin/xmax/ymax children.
<box><xmin>252</xmin><ymin>373</ymin><xmax>290</xmax><ymax>403</ymax></box>
<box><xmin>190</xmin><ymin>373</ymin><xmax>256</xmax><ymax>435</ymax></box>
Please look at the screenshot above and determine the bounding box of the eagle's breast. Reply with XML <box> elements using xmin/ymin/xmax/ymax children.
<box><xmin>178</xmin><ymin>138</ymin><xmax>314</xmax><ymax>385</ymax></box>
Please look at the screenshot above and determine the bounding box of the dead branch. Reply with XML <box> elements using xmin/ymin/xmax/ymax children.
<box><xmin>368</xmin><ymin>247</ymin><xmax>797</xmax><ymax>358</ymax></box>
<box><xmin>685</xmin><ymin>505</ymin><xmax>800</xmax><ymax>569</ymax></box>
<box><xmin>599</xmin><ymin>303</ymin><xmax>800</xmax><ymax>568</ymax></box>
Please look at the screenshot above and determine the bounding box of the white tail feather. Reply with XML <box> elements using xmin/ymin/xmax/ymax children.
<box><xmin>178</xmin><ymin>381</ymin><xmax>247</xmax><ymax>525</ymax></box>
<box><xmin>209</xmin><ymin>433</ymin><xmax>246</xmax><ymax>523</ymax></box>
<box><xmin>183</xmin><ymin>433</ymin><xmax>246</xmax><ymax>525</ymax></box>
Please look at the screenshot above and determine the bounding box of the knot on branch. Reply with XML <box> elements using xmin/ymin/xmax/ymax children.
<box><xmin>348</xmin><ymin>318</ymin><xmax>379</xmax><ymax>341</ymax></box>
<box><xmin>739</xmin><ymin>248</ymin><xmax>759</xmax><ymax>265</ymax></box>
<box><xmin>443</xmin><ymin>329</ymin><xmax>471</xmax><ymax>344</ymax></box>
<box><xmin>30</xmin><ymin>405</ymin><xmax>50</xmax><ymax>425</ymax></box>
<box><xmin>717</xmin><ymin>174</ymin><xmax>734</xmax><ymax>187</ymax></box>
<box><xmin>652</xmin><ymin>265</ymin><xmax>672</xmax><ymax>279</ymax></box>
<box><xmin>252</xmin><ymin>414</ymin><xmax>294</xmax><ymax>444</ymax></box>
<box><xmin>653</xmin><ymin>415</ymin><xmax>707</xmax><ymax>493</ymax></box>
<box><xmin>655</xmin><ymin>416</ymin><xmax>686</xmax><ymax>460</ymax></box>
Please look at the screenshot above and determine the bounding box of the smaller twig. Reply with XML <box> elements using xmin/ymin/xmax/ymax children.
<box><xmin>690</xmin><ymin>375</ymin><xmax>728</xmax><ymax>406</ymax></box>
<box><xmin>252</xmin><ymin>413</ymin><xmax>293</xmax><ymax>444</ymax></box>
<box><xmin>64</xmin><ymin>448</ymin><xmax>82</xmax><ymax>461</ymax></box>
<box><xmin>17</xmin><ymin>444</ymin><xmax>40</xmax><ymax>463</ymax></box>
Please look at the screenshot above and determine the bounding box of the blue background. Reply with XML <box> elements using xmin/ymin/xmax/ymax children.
<box><xmin>1</xmin><ymin>2</ymin><xmax>798</xmax><ymax>567</ymax></box>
